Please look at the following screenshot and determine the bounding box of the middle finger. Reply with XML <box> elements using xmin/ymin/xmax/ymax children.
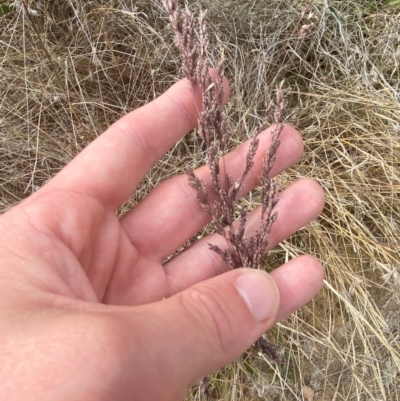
<box><xmin>120</xmin><ymin>125</ymin><xmax>304</xmax><ymax>261</ymax></box>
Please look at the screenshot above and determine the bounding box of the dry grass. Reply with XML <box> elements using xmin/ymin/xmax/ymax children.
<box><xmin>1</xmin><ymin>0</ymin><xmax>399</xmax><ymax>400</ymax></box>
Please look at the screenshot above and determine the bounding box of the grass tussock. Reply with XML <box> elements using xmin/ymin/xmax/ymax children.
<box><xmin>1</xmin><ymin>0</ymin><xmax>399</xmax><ymax>400</ymax></box>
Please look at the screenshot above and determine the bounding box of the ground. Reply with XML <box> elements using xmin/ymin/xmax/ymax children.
<box><xmin>1</xmin><ymin>0</ymin><xmax>399</xmax><ymax>400</ymax></box>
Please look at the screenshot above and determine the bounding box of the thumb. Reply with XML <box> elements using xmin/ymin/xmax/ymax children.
<box><xmin>145</xmin><ymin>268</ymin><xmax>279</xmax><ymax>390</ymax></box>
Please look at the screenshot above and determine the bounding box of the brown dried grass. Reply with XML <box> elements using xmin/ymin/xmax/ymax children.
<box><xmin>1</xmin><ymin>0</ymin><xmax>399</xmax><ymax>400</ymax></box>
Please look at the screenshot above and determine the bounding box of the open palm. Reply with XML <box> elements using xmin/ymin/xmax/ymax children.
<box><xmin>0</xmin><ymin>77</ymin><xmax>324</xmax><ymax>401</ymax></box>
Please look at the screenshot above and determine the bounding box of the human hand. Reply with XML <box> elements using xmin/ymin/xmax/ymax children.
<box><xmin>0</xmin><ymin>76</ymin><xmax>324</xmax><ymax>401</ymax></box>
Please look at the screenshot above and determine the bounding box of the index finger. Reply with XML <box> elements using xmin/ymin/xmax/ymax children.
<box><xmin>43</xmin><ymin>76</ymin><xmax>229</xmax><ymax>209</ymax></box>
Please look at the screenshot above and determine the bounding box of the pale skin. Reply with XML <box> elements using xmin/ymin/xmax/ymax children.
<box><xmin>0</xmin><ymin>76</ymin><xmax>325</xmax><ymax>401</ymax></box>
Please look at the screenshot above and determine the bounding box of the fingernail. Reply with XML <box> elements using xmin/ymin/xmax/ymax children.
<box><xmin>235</xmin><ymin>271</ymin><xmax>278</xmax><ymax>322</ymax></box>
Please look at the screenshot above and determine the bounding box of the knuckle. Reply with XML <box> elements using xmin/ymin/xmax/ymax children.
<box><xmin>182</xmin><ymin>286</ymin><xmax>235</xmax><ymax>355</ymax></box>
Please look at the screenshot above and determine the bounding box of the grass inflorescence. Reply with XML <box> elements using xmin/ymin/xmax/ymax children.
<box><xmin>1</xmin><ymin>0</ymin><xmax>399</xmax><ymax>400</ymax></box>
